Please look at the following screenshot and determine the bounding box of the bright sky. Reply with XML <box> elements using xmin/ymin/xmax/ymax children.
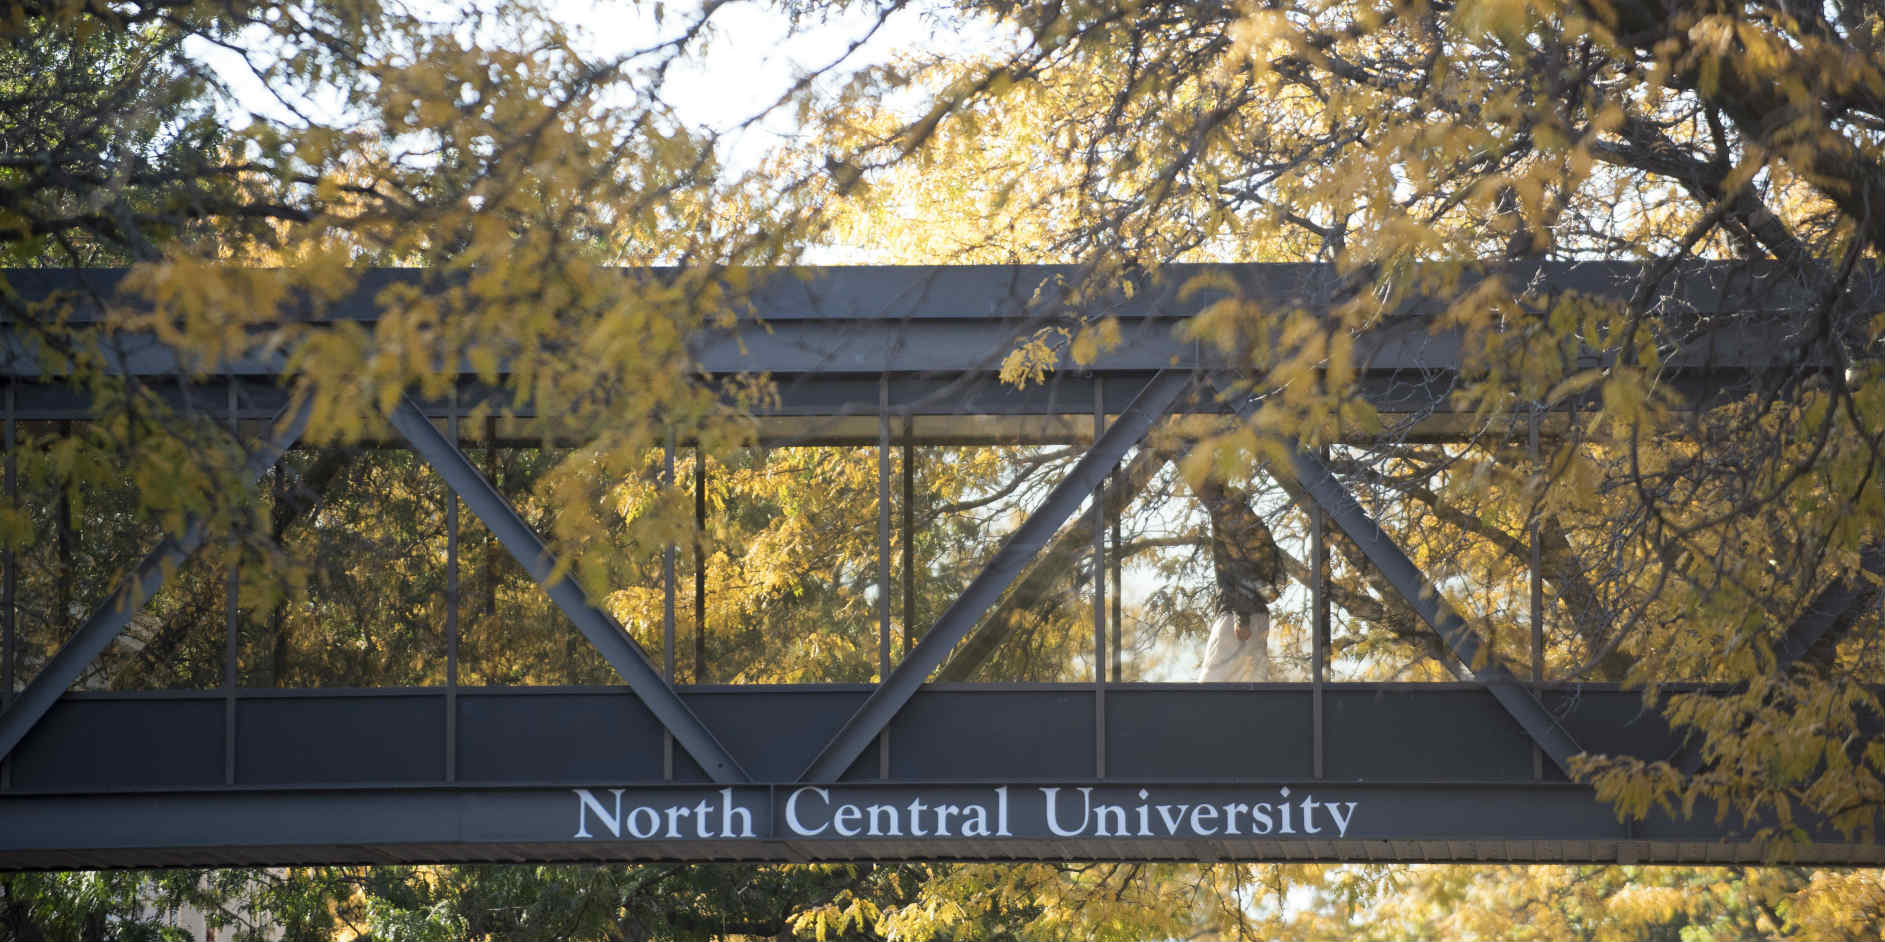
<box><xmin>185</xmin><ymin>0</ymin><xmax>987</xmax><ymax>173</ymax></box>
<box><xmin>628</xmin><ymin>1</ymin><xmax>937</xmax><ymax>133</ymax></box>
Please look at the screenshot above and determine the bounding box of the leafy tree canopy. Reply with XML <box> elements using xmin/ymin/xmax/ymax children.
<box><xmin>0</xmin><ymin>0</ymin><xmax>1882</xmax><ymax>934</ymax></box>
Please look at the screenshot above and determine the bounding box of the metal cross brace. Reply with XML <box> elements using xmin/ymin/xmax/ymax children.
<box><xmin>1282</xmin><ymin>444</ymin><xmax>1585</xmax><ymax>775</ymax></box>
<box><xmin>1772</xmin><ymin>543</ymin><xmax>1885</xmax><ymax>668</ymax></box>
<box><xmin>799</xmin><ymin>370</ymin><xmax>1191</xmax><ymax>783</ymax></box>
<box><xmin>1675</xmin><ymin>541</ymin><xmax>1885</xmax><ymax>775</ymax></box>
<box><xmin>387</xmin><ymin>397</ymin><xmax>750</xmax><ymax>784</ymax></box>
<box><xmin>1210</xmin><ymin>378</ymin><xmax>1584</xmax><ymax>775</ymax></box>
<box><xmin>0</xmin><ymin>398</ymin><xmax>312</xmax><ymax>762</ymax></box>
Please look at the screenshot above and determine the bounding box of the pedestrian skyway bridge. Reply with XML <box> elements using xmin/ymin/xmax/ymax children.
<box><xmin>0</xmin><ymin>264</ymin><xmax>1877</xmax><ymax>867</ymax></box>
<box><xmin>5</xmin><ymin>683</ymin><xmax>1876</xmax><ymax>867</ymax></box>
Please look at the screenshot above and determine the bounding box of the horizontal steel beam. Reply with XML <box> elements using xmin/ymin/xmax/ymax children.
<box><xmin>3</xmin><ymin>684</ymin><xmax>1877</xmax><ymax>867</ymax></box>
<box><xmin>9</xmin><ymin>262</ymin><xmax>1877</xmax><ymax>324</ymax></box>
<box><xmin>0</xmin><ymin>683</ymin><xmax>1710</xmax><ymax>790</ymax></box>
<box><xmin>6</xmin><ymin>782</ymin><xmax>1871</xmax><ymax>868</ymax></box>
<box><xmin>0</xmin><ymin>370</ymin><xmax>1802</xmax><ymax>451</ymax></box>
<box><xmin>0</xmin><ymin>321</ymin><xmax>1837</xmax><ymax>386</ymax></box>
<box><xmin>2</xmin><ymin>265</ymin><xmax>1856</xmax><ymax>385</ymax></box>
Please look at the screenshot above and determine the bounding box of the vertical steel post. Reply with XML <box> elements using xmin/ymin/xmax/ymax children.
<box><xmin>224</xmin><ymin>379</ymin><xmax>240</xmax><ymax>786</ymax></box>
<box><xmin>445</xmin><ymin>391</ymin><xmax>460</xmax><ymax>783</ymax></box>
<box><xmin>664</xmin><ymin>432</ymin><xmax>676</xmax><ymax>681</ymax></box>
<box><xmin>694</xmin><ymin>448</ymin><xmax>707</xmax><ymax>685</ymax></box>
<box><xmin>800</xmin><ymin>371</ymin><xmax>1188</xmax><ymax>784</ymax></box>
<box><xmin>1</xmin><ymin>379</ymin><xmax>11</xmax><ymax>712</ymax></box>
<box><xmin>1</xmin><ymin>380</ymin><xmax>10</xmax><ymax>791</ymax></box>
<box><xmin>1528</xmin><ymin>410</ymin><xmax>1544</xmax><ymax>681</ymax></box>
<box><xmin>55</xmin><ymin>420</ymin><xmax>71</xmax><ymax>640</ymax></box>
<box><xmin>1529</xmin><ymin>408</ymin><xmax>1544</xmax><ymax>780</ymax></box>
<box><xmin>483</xmin><ymin>416</ymin><xmax>498</xmax><ymax>618</ymax></box>
<box><xmin>1312</xmin><ymin>448</ymin><xmax>1329</xmax><ymax>780</ymax></box>
<box><xmin>1092</xmin><ymin>378</ymin><xmax>1107</xmax><ymax>778</ymax></box>
<box><xmin>901</xmin><ymin>415</ymin><xmax>915</xmax><ymax>658</ymax></box>
<box><xmin>1111</xmin><ymin>469</ymin><xmax>1122</xmax><ymax>683</ymax></box>
<box><xmin>878</xmin><ymin>379</ymin><xmax>893</xmax><ymax>777</ymax></box>
<box><xmin>663</xmin><ymin>428</ymin><xmax>676</xmax><ymax>780</ymax></box>
<box><xmin>878</xmin><ymin>379</ymin><xmax>892</xmax><ymax>681</ymax></box>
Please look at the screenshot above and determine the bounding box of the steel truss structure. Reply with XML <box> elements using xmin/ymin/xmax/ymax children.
<box><xmin>0</xmin><ymin>263</ymin><xmax>1878</xmax><ymax>868</ymax></box>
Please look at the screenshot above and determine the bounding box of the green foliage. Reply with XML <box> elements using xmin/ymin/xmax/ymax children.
<box><xmin>0</xmin><ymin>870</ymin><xmax>207</xmax><ymax>941</ymax></box>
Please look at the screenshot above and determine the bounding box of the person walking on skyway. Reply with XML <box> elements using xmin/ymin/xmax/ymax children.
<box><xmin>1198</xmin><ymin>610</ymin><xmax>1270</xmax><ymax>682</ymax></box>
<box><xmin>1193</xmin><ymin>473</ymin><xmax>1287</xmax><ymax>683</ymax></box>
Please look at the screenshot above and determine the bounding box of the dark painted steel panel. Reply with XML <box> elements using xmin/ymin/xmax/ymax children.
<box><xmin>889</xmin><ymin>690</ymin><xmax>1096</xmax><ymax>780</ymax></box>
<box><xmin>12</xmin><ymin>263</ymin><xmax>1867</xmax><ymax>324</ymax></box>
<box><xmin>682</xmin><ymin>689</ymin><xmax>873</xmax><ymax>783</ymax></box>
<box><xmin>1325</xmin><ymin>688</ymin><xmax>1535</xmax><ymax>781</ymax></box>
<box><xmin>456</xmin><ymin>692</ymin><xmax>667</xmax><ymax>784</ymax></box>
<box><xmin>6</xmin><ymin>265</ymin><xmax>1854</xmax><ymax>393</ymax></box>
<box><xmin>237</xmin><ymin>696</ymin><xmax>444</xmax><ymax>784</ymax></box>
<box><xmin>1108</xmin><ymin>688</ymin><xmax>1314</xmax><ymax>780</ymax></box>
<box><xmin>9</xmin><ymin>698</ymin><xmax>222</xmax><ymax>790</ymax></box>
<box><xmin>1542</xmin><ymin>688</ymin><xmax>1685</xmax><ymax>779</ymax></box>
<box><xmin>5</xmin><ymin>685</ymin><xmax>1880</xmax><ymax>866</ymax></box>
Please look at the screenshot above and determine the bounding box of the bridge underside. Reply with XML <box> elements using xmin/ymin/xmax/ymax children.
<box><xmin>5</xmin><ymin>800</ymin><xmax>1850</xmax><ymax>869</ymax></box>
<box><xmin>2</xmin><ymin>684</ymin><xmax>1876</xmax><ymax>867</ymax></box>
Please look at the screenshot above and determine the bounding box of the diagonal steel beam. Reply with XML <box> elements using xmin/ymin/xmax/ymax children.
<box><xmin>1279</xmin><ymin>443</ymin><xmax>1585</xmax><ymax>775</ymax></box>
<box><xmin>0</xmin><ymin>397</ymin><xmax>311</xmax><ymax>763</ymax></box>
<box><xmin>1210</xmin><ymin>378</ymin><xmax>1583</xmax><ymax>771</ymax></box>
<box><xmin>1770</xmin><ymin>543</ymin><xmax>1885</xmax><ymax>669</ymax></box>
<box><xmin>1281</xmin><ymin>444</ymin><xmax>1590</xmax><ymax>776</ymax></box>
<box><xmin>800</xmin><ymin>370</ymin><xmax>1191</xmax><ymax>782</ymax></box>
<box><xmin>1676</xmin><ymin>542</ymin><xmax>1885</xmax><ymax>774</ymax></box>
<box><xmin>936</xmin><ymin>442</ymin><xmax>1182</xmax><ymax>682</ymax></box>
<box><xmin>387</xmin><ymin>398</ymin><xmax>749</xmax><ymax>784</ymax></box>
